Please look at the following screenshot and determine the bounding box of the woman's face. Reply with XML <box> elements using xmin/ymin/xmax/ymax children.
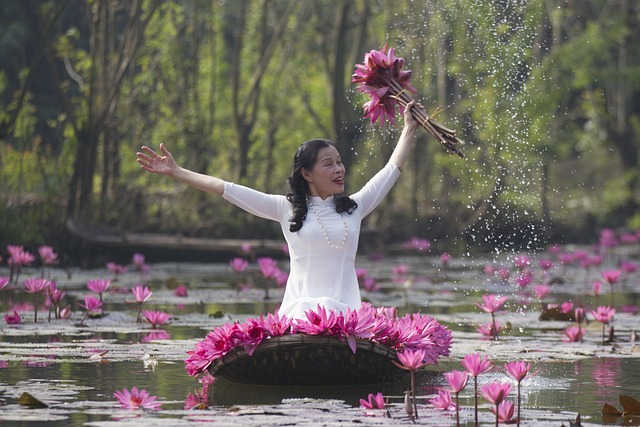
<box><xmin>302</xmin><ymin>145</ymin><xmax>345</xmax><ymax>199</ymax></box>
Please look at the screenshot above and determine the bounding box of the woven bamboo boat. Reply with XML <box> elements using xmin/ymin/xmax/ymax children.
<box><xmin>208</xmin><ymin>334</ymin><xmax>406</xmax><ymax>386</ymax></box>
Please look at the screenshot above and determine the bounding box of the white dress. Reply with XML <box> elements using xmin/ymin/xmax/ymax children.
<box><xmin>222</xmin><ymin>162</ymin><xmax>401</xmax><ymax>319</ymax></box>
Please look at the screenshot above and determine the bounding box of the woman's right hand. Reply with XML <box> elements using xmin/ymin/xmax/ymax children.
<box><xmin>137</xmin><ymin>143</ymin><xmax>178</xmax><ymax>177</ymax></box>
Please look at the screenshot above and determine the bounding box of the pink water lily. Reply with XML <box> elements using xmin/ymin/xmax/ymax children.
<box><xmin>481</xmin><ymin>381</ymin><xmax>512</xmax><ymax>427</ymax></box>
<box><xmin>430</xmin><ymin>389</ymin><xmax>456</xmax><ymax>411</ymax></box>
<box><xmin>462</xmin><ymin>353</ymin><xmax>492</xmax><ymax>425</ymax></box>
<box><xmin>563</xmin><ymin>325</ymin><xmax>584</xmax><ymax>342</ymax></box>
<box><xmin>444</xmin><ymin>370</ymin><xmax>469</xmax><ymax>427</ymax></box>
<box><xmin>393</xmin><ymin>348</ymin><xmax>429</xmax><ymax>419</ymax></box>
<box><xmin>24</xmin><ymin>278</ymin><xmax>51</xmax><ymax>323</ymax></box>
<box><xmin>491</xmin><ymin>399</ymin><xmax>516</xmax><ymax>424</ymax></box>
<box><xmin>131</xmin><ymin>285</ymin><xmax>152</xmax><ymax>323</ymax></box>
<box><xmin>79</xmin><ymin>295</ymin><xmax>103</xmax><ymax>325</ymax></box>
<box><xmin>87</xmin><ymin>278</ymin><xmax>111</xmax><ymax>302</ymax></box>
<box><xmin>359</xmin><ymin>392</ymin><xmax>385</xmax><ymax>410</ymax></box>
<box><xmin>47</xmin><ymin>282</ymin><xmax>66</xmax><ymax>321</ymax></box>
<box><xmin>352</xmin><ymin>44</ymin><xmax>464</xmax><ymax>156</ymax></box>
<box><xmin>297</xmin><ymin>304</ymin><xmax>338</xmax><ymax>335</ymax></box>
<box><xmin>7</xmin><ymin>245</ymin><xmax>36</xmax><ymax>282</ymax></box>
<box><xmin>142</xmin><ymin>310</ymin><xmax>171</xmax><ymax>328</ymax></box>
<box><xmin>0</xmin><ymin>277</ymin><xmax>9</xmax><ymax>291</ymax></box>
<box><xmin>4</xmin><ymin>311</ymin><xmax>21</xmax><ymax>324</ymax></box>
<box><xmin>114</xmin><ymin>386</ymin><xmax>162</xmax><ymax>410</ymax></box>
<box><xmin>591</xmin><ymin>305</ymin><xmax>616</xmax><ymax>345</ymax></box>
<box><xmin>229</xmin><ymin>257</ymin><xmax>248</xmax><ymax>273</ymax></box>
<box><xmin>505</xmin><ymin>360</ymin><xmax>535</xmax><ymax>427</ymax></box>
<box><xmin>476</xmin><ymin>294</ymin><xmax>508</xmax><ymax>340</ymax></box>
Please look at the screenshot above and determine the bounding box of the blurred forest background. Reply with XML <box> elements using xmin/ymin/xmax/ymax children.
<box><xmin>1</xmin><ymin>0</ymin><xmax>639</xmax><ymax>263</ymax></box>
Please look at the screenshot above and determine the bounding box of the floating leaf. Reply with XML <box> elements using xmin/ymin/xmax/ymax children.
<box><xmin>620</xmin><ymin>395</ymin><xmax>640</xmax><ymax>416</ymax></box>
<box><xmin>18</xmin><ymin>392</ymin><xmax>48</xmax><ymax>408</ymax></box>
<box><xmin>602</xmin><ymin>402</ymin><xmax>622</xmax><ymax>416</ymax></box>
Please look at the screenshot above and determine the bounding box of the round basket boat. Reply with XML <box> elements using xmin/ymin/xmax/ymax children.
<box><xmin>208</xmin><ymin>334</ymin><xmax>406</xmax><ymax>386</ymax></box>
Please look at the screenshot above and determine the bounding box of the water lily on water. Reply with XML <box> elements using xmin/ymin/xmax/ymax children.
<box><xmin>142</xmin><ymin>310</ymin><xmax>171</xmax><ymax>328</ymax></box>
<box><xmin>4</xmin><ymin>311</ymin><xmax>21</xmax><ymax>324</ymax></box>
<box><xmin>430</xmin><ymin>389</ymin><xmax>456</xmax><ymax>411</ymax></box>
<box><xmin>359</xmin><ymin>392</ymin><xmax>385</xmax><ymax>410</ymax></box>
<box><xmin>131</xmin><ymin>285</ymin><xmax>152</xmax><ymax>322</ymax></box>
<box><xmin>8</xmin><ymin>245</ymin><xmax>36</xmax><ymax>283</ymax></box>
<box><xmin>461</xmin><ymin>353</ymin><xmax>492</xmax><ymax>426</ymax></box>
<box><xmin>0</xmin><ymin>276</ymin><xmax>10</xmax><ymax>291</ymax></box>
<box><xmin>47</xmin><ymin>282</ymin><xmax>66</xmax><ymax>321</ymax></box>
<box><xmin>87</xmin><ymin>278</ymin><xmax>111</xmax><ymax>302</ymax></box>
<box><xmin>476</xmin><ymin>294</ymin><xmax>509</xmax><ymax>340</ymax></box>
<box><xmin>480</xmin><ymin>381</ymin><xmax>513</xmax><ymax>427</ymax></box>
<box><xmin>393</xmin><ymin>348</ymin><xmax>429</xmax><ymax>419</ymax></box>
<box><xmin>24</xmin><ymin>278</ymin><xmax>51</xmax><ymax>323</ymax></box>
<box><xmin>106</xmin><ymin>261</ymin><xmax>128</xmax><ymax>279</ymax></box>
<box><xmin>591</xmin><ymin>305</ymin><xmax>616</xmax><ymax>345</ymax></box>
<box><xmin>600</xmin><ymin>269</ymin><xmax>621</xmax><ymax>306</ymax></box>
<box><xmin>563</xmin><ymin>325</ymin><xmax>584</xmax><ymax>343</ymax></box>
<box><xmin>491</xmin><ymin>399</ymin><xmax>516</xmax><ymax>424</ymax></box>
<box><xmin>114</xmin><ymin>387</ymin><xmax>162</xmax><ymax>411</ymax></box>
<box><xmin>444</xmin><ymin>370</ymin><xmax>469</xmax><ymax>427</ymax></box>
<box><xmin>79</xmin><ymin>295</ymin><xmax>103</xmax><ymax>325</ymax></box>
<box><xmin>505</xmin><ymin>360</ymin><xmax>535</xmax><ymax>427</ymax></box>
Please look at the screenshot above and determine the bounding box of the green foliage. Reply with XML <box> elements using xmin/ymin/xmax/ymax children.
<box><xmin>1</xmin><ymin>0</ymin><xmax>640</xmax><ymax>255</ymax></box>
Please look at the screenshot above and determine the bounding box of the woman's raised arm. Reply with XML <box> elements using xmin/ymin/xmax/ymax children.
<box><xmin>388</xmin><ymin>100</ymin><xmax>420</xmax><ymax>171</ymax></box>
<box><xmin>137</xmin><ymin>143</ymin><xmax>226</xmax><ymax>196</ymax></box>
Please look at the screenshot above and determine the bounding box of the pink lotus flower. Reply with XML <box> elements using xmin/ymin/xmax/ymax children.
<box><xmin>591</xmin><ymin>305</ymin><xmax>615</xmax><ymax>324</ymax></box>
<box><xmin>114</xmin><ymin>386</ymin><xmax>162</xmax><ymax>410</ymax></box>
<box><xmin>106</xmin><ymin>262</ymin><xmax>128</xmax><ymax>277</ymax></box>
<box><xmin>462</xmin><ymin>353</ymin><xmax>492</xmax><ymax>377</ymax></box>
<box><xmin>601</xmin><ymin>269</ymin><xmax>621</xmax><ymax>285</ymax></box>
<box><xmin>504</xmin><ymin>362</ymin><xmax>532</xmax><ymax>427</ymax></box>
<box><xmin>78</xmin><ymin>295</ymin><xmax>103</xmax><ymax>326</ymax></box>
<box><xmin>142</xmin><ymin>310</ymin><xmax>171</xmax><ymax>328</ymax></box>
<box><xmin>445</xmin><ymin>370</ymin><xmax>469</xmax><ymax>426</ymax></box>
<box><xmin>505</xmin><ymin>360</ymin><xmax>533</xmax><ymax>383</ymax></box>
<box><xmin>359</xmin><ymin>392</ymin><xmax>385</xmax><ymax>410</ymax></box>
<box><xmin>533</xmin><ymin>284</ymin><xmax>551</xmax><ymax>299</ymax></box>
<box><xmin>480</xmin><ymin>381</ymin><xmax>512</xmax><ymax>405</ymax></box>
<box><xmin>444</xmin><ymin>370</ymin><xmax>469</xmax><ymax>393</ymax></box>
<box><xmin>538</xmin><ymin>259</ymin><xmax>553</xmax><ymax>271</ymax></box>
<box><xmin>132</xmin><ymin>285</ymin><xmax>152</xmax><ymax>303</ymax></box>
<box><xmin>38</xmin><ymin>246</ymin><xmax>58</xmax><ymax>266</ymax></box>
<box><xmin>477</xmin><ymin>320</ymin><xmax>501</xmax><ymax>339</ymax></box>
<box><xmin>462</xmin><ymin>353</ymin><xmax>492</xmax><ymax>425</ymax></box>
<box><xmin>480</xmin><ymin>381</ymin><xmax>511</xmax><ymax>427</ymax></box>
<box><xmin>402</xmin><ymin>237</ymin><xmax>431</xmax><ymax>253</ymax></box>
<box><xmin>513</xmin><ymin>254</ymin><xmax>531</xmax><ymax>270</ymax></box>
<box><xmin>0</xmin><ymin>276</ymin><xmax>9</xmax><ymax>291</ymax></box>
<box><xmin>440</xmin><ymin>252</ymin><xmax>452</xmax><ymax>267</ymax></box>
<box><xmin>24</xmin><ymin>278</ymin><xmax>50</xmax><ymax>323</ymax></box>
<box><xmin>476</xmin><ymin>294</ymin><xmax>509</xmax><ymax>314</ymax></box>
<box><xmin>4</xmin><ymin>311</ymin><xmax>21</xmax><ymax>324</ymax></box>
<box><xmin>592</xmin><ymin>305</ymin><xmax>616</xmax><ymax>345</ymax></box>
<box><xmin>131</xmin><ymin>285</ymin><xmax>152</xmax><ymax>323</ymax></box>
<box><xmin>491</xmin><ymin>399</ymin><xmax>516</xmax><ymax>423</ymax></box>
<box><xmin>47</xmin><ymin>282</ymin><xmax>66</xmax><ymax>321</ymax></box>
<box><xmin>430</xmin><ymin>389</ymin><xmax>456</xmax><ymax>411</ymax></box>
<box><xmin>352</xmin><ymin>44</ymin><xmax>416</xmax><ymax>127</ymax></box>
<box><xmin>563</xmin><ymin>326</ymin><xmax>584</xmax><ymax>342</ymax></box>
<box><xmin>393</xmin><ymin>348</ymin><xmax>428</xmax><ymax>419</ymax></box>
<box><xmin>87</xmin><ymin>278</ymin><xmax>111</xmax><ymax>302</ymax></box>
<box><xmin>174</xmin><ymin>284</ymin><xmax>188</xmax><ymax>297</ymax></box>
<box><xmin>476</xmin><ymin>294</ymin><xmax>508</xmax><ymax>340</ymax></box>
<box><xmin>229</xmin><ymin>257</ymin><xmax>249</xmax><ymax>273</ymax></box>
<box><xmin>8</xmin><ymin>246</ymin><xmax>36</xmax><ymax>281</ymax></box>
<box><xmin>297</xmin><ymin>305</ymin><xmax>338</xmax><ymax>335</ymax></box>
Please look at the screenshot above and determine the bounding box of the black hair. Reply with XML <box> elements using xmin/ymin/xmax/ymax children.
<box><xmin>286</xmin><ymin>139</ymin><xmax>357</xmax><ymax>232</ymax></box>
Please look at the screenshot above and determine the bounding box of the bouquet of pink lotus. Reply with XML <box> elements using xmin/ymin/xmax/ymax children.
<box><xmin>352</xmin><ymin>44</ymin><xmax>465</xmax><ymax>158</ymax></box>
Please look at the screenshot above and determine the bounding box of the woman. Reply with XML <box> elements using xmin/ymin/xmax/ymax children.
<box><xmin>137</xmin><ymin>102</ymin><xmax>419</xmax><ymax>320</ymax></box>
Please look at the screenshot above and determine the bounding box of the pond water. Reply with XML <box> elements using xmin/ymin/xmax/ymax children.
<box><xmin>1</xmin><ymin>247</ymin><xmax>640</xmax><ymax>426</ymax></box>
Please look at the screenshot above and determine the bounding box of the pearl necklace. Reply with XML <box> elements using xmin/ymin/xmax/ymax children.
<box><xmin>307</xmin><ymin>197</ymin><xmax>348</xmax><ymax>249</ymax></box>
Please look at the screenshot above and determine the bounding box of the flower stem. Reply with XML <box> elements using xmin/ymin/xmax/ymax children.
<box><xmin>517</xmin><ymin>381</ymin><xmax>521</xmax><ymax>427</ymax></box>
<box><xmin>474</xmin><ymin>377</ymin><xmax>479</xmax><ymax>427</ymax></box>
<box><xmin>455</xmin><ymin>391</ymin><xmax>460</xmax><ymax>427</ymax></box>
<box><xmin>411</xmin><ymin>370</ymin><xmax>418</xmax><ymax>419</ymax></box>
